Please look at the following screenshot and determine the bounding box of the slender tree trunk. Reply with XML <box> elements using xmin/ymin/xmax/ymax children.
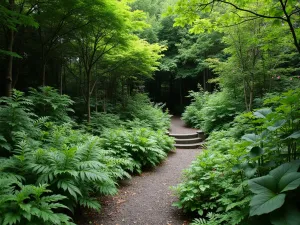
<box><xmin>203</xmin><ymin>69</ymin><xmax>206</xmax><ymax>91</ymax></box>
<box><xmin>42</xmin><ymin>62</ymin><xmax>46</xmax><ymax>86</ymax></box>
<box><xmin>5</xmin><ymin>0</ymin><xmax>15</xmax><ymax>97</ymax></box>
<box><xmin>243</xmin><ymin>79</ymin><xmax>249</xmax><ymax>111</ymax></box>
<box><xmin>103</xmin><ymin>95</ymin><xmax>106</xmax><ymax>112</ymax></box>
<box><xmin>60</xmin><ymin>64</ymin><xmax>64</xmax><ymax>95</ymax></box>
<box><xmin>95</xmin><ymin>85</ymin><xmax>98</xmax><ymax>113</ymax></box>
<box><xmin>179</xmin><ymin>78</ymin><xmax>183</xmax><ymax>105</ymax></box>
<box><xmin>6</xmin><ymin>29</ymin><xmax>14</xmax><ymax>97</ymax></box>
<box><xmin>87</xmin><ymin>69</ymin><xmax>91</xmax><ymax>123</ymax></box>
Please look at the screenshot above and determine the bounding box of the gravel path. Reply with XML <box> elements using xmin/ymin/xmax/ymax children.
<box><xmin>77</xmin><ymin>117</ymin><xmax>201</xmax><ymax>225</ymax></box>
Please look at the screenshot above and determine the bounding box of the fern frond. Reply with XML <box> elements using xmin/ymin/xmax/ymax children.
<box><xmin>78</xmin><ymin>197</ymin><xmax>101</xmax><ymax>211</ymax></box>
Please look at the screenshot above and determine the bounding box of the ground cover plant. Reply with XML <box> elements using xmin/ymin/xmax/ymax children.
<box><xmin>0</xmin><ymin>88</ymin><xmax>174</xmax><ymax>224</ymax></box>
<box><xmin>173</xmin><ymin>89</ymin><xmax>300</xmax><ymax>225</ymax></box>
<box><xmin>182</xmin><ymin>88</ymin><xmax>243</xmax><ymax>132</ymax></box>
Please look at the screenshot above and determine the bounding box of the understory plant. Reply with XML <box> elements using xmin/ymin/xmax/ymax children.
<box><xmin>182</xmin><ymin>88</ymin><xmax>243</xmax><ymax>132</ymax></box>
<box><xmin>99</xmin><ymin>127</ymin><xmax>175</xmax><ymax>174</ymax></box>
<box><xmin>0</xmin><ymin>88</ymin><xmax>174</xmax><ymax>224</ymax></box>
<box><xmin>0</xmin><ymin>179</ymin><xmax>75</xmax><ymax>225</ymax></box>
<box><xmin>121</xmin><ymin>94</ymin><xmax>171</xmax><ymax>131</ymax></box>
<box><xmin>182</xmin><ymin>88</ymin><xmax>209</xmax><ymax>128</ymax></box>
<box><xmin>172</xmin><ymin>144</ymin><xmax>251</xmax><ymax>225</ymax></box>
<box><xmin>173</xmin><ymin>88</ymin><xmax>300</xmax><ymax>225</ymax></box>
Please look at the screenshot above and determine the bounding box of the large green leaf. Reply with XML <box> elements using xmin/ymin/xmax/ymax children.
<box><xmin>267</xmin><ymin>119</ymin><xmax>286</xmax><ymax>131</ymax></box>
<box><xmin>250</xmin><ymin>192</ymin><xmax>285</xmax><ymax>216</ymax></box>
<box><xmin>278</xmin><ymin>172</ymin><xmax>300</xmax><ymax>192</ymax></box>
<box><xmin>249</xmin><ymin>175</ymin><xmax>277</xmax><ymax>194</ymax></box>
<box><xmin>250</xmin><ymin>146</ymin><xmax>264</xmax><ymax>158</ymax></box>
<box><xmin>269</xmin><ymin>161</ymin><xmax>300</xmax><ymax>182</ymax></box>
<box><xmin>284</xmin><ymin>131</ymin><xmax>300</xmax><ymax>140</ymax></box>
<box><xmin>253</xmin><ymin>108</ymin><xmax>272</xmax><ymax>118</ymax></box>
<box><xmin>242</xmin><ymin>133</ymin><xmax>259</xmax><ymax>142</ymax></box>
<box><xmin>270</xmin><ymin>204</ymin><xmax>300</xmax><ymax>225</ymax></box>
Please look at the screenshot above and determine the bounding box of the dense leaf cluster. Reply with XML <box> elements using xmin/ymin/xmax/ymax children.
<box><xmin>173</xmin><ymin>89</ymin><xmax>300</xmax><ymax>225</ymax></box>
<box><xmin>0</xmin><ymin>88</ymin><xmax>174</xmax><ymax>225</ymax></box>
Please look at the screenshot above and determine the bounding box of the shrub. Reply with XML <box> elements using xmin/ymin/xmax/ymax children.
<box><xmin>0</xmin><ymin>88</ymin><xmax>175</xmax><ymax>224</ymax></box>
<box><xmin>99</xmin><ymin>127</ymin><xmax>175</xmax><ymax>174</ymax></box>
<box><xmin>88</xmin><ymin>112</ymin><xmax>123</xmax><ymax>135</ymax></box>
<box><xmin>0</xmin><ymin>90</ymin><xmax>36</xmax><ymax>148</ymax></box>
<box><xmin>182</xmin><ymin>89</ymin><xmax>209</xmax><ymax>128</ymax></box>
<box><xmin>28</xmin><ymin>86</ymin><xmax>74</xmax><ymax>123</ymax></box>
<box><xmin>172</xmin><ymin>148</ymin><xmax>250</xmax><ymax>225</ymax></box>
<box><xmin>121</xmin><ymin>94</ymin><xmax>171</xmax><ymax>131</ymax></box>
<box><xmin>0</xmin><ymin>179</ymin><xmax>75</xmax><ymax>225</ymax></box>
<box><xmin>182</xmin><ymin>89</ymin><xmax>243</xmax><ymax>132</ymax></box>
<box><xmin>173</xmin><ymin>88</ymin><xmax>300</xmax><ymax>225</ymax></box>
<box><xmin>198</xmin><ymin>90</ymin><xmax>242</xmax><ymax>132</ymax></box>
<box><xmin>0</xmin><ymin>125</ymin><xmax>131</xmax><ymax>212</ymax></box>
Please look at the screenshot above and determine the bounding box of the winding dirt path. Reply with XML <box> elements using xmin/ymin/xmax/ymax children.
<box><xmin>77</xmin><ymin>117</ymin><xmax>201</xmax><ymax>225</ymax></box>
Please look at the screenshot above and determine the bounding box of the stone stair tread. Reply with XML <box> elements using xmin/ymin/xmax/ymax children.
<box><xmin>174</xmin><ymin>142</ymin><xmax>204</xmax><ymax>149</ymax></box>
<box><xmin>169</xmin><ymin>133</ymin><xmax>199</xmax><ymax>139</ymax></box>
<box><xmin>169</xmin><ymin>133</ymin><xmax>198</xmax><ymax>136</ymax></box>
<box><xmin>175</xmin><ymin>137</ymin><xmax>202</xmax><ymax>142</ymax></box>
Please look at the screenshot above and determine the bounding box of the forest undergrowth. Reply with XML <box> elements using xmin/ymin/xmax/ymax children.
<box><xmin>0</xmin><ymin>87</ymin><xmax>174</xmax><ymax>225</ymax></box>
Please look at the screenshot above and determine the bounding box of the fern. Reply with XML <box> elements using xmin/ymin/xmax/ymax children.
<box><xmin>28</xmin><ymin>86</ymin><xmax>74</xmax><ymax>123</ymax></box>
<box><xmin>0</xmin><ymin>181</ymin><xmax>75</xmax><ymax>225</ymax></box>
<box><xmin>190</xmin><ymin>218</ymin><xmax>208</xmax><ymax>225</ymax></box>
<box><xmin>0</xmin><ymin>90</ymin><xmax>36</xmax><ymax>151</ymax></box>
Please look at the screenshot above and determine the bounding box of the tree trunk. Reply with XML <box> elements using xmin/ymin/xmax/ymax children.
<box><xmin>6</xmin><ymin>30</ymin><xmax>14</xmax><ymax>97</ymax></box>
<box><xmin>87</xmin><ymin>69</ymin><xmax>91</xmax><ymax>123</ymax></box>
<box><xmin>95</xmin><ymin>85</ymin><xmax>98</xmax><ymax>113</ymax></box>
<box><xmin>243</xmin><ymin>79</ymin><xmax>249</xmax><ymax>111</ymax></box>
<box><xmin>203</xmin><ymin>69</ymin><xmax>206</xmax><ymax>91</ymax></box>
<box><xmin>5</xmin><ymin>0</ymin><xmax>15</xmax><ymax>97</ymax></box>
<box><xmin>42</xmin><ymin>63</ymin><xmax>46</xmax><ymax>86</ymax></box>
<box><xmin>179</xmin><ymin>78</ymin><xmax>183</xmax><ymax>105</ymax></box>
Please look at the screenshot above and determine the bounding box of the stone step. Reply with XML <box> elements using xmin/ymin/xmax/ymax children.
<box><xmin>175</xmin><ymin>137</ymin><xmax>202</xmax><ymax>144</ymax></box>
<box><xmin>174</xmin><ymin>142</ymin><xmax>204</xmax><ymax>149</ymax></box>
<box><xmin>169</xmin><ymin>133</ymin><xmax>198</xmax><ymax>139</ymax></box>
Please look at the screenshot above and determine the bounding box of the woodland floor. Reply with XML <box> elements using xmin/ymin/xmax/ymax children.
<box><xmin>76</xmin><ymin>117</ymin><xmax>202</xmax><ymax>225</ymax></box>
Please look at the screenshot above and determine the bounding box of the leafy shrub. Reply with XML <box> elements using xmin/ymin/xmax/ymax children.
<box><xmin>182</xmin><ymin>89</ymin><xmax>209</xmax><ymax>128</ymax></box>
<box><xmin>121</xmin><ymin>94</ymin><xmax>171</xmax><ymax>131</ymax></box>
<box><xmin>174</xmin><ymin>88</ymin><xmax>300</xmax><ymax>225</ymax></box>
<box><xmin>198</xmin><ymin>90</ymin><xmax>242</xmax><ymax>132</ymax></box>
<box><xmin>182</xmin><ymin>89</ymin><xmax>243</xmax><ymax>132</ymax></box>
<box><xmin>88</xmin><ymin>112</ymin><xmax>123</xmax><ymax>135</ymax></box>
<box><xmin>248</xmin><ymin>161</ymin><xmax>300</xmax><ymax>224</ymax></box>
<box><xmin>0</xmin><ymin>88</ymin><xmax>174</xmax><ymax>224</ymax></box>
<box><xmin>100</xmin><ymin>127</ymin><xmax>175</xmax><ymax>174</ymax></box>
<box><xmin>172</xmin><ymin>148</ymin><xmax>250</xmax><ymax>225</ymax></box>
<box><xmin>28</xmin><ymin>86</ymin><xmax>74</xmax><ymax>123</ymax></box>
<box><xmin>0</xmin><ymin>90</ymin><xmax>36</xmax><ymax>148</ymax></box>
<box><xmin>0</xmin><ymin>127</ymin><xmax>128</xmax><ymax>211</ymax></box>
<box><xmin>0</xmin><ymin>179</ymin><xmax>75</xmax><ymax>225</ymax></box>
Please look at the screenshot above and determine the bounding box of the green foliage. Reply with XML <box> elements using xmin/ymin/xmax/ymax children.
<box><xmin>28</xmin><ymin>87</ymin><xmax>74</xmax><ymax>123</ymax></box>
<box><xmin>122</xmin><ymin>94</ymin><xmax>171</xmax><ymax>131</ymax></box>
<box><xmin>0</xmin><ymin>90</ymin><xmax>36</xmax><ymax>148</ymax></box>
<box><xmin>182</xmin><ymin>89</ymin><xmax>243</xmax><ymax>132</ymax></box>
<box><xmin>174</xmin><ymin>88</ymin><xmax>300</xmax><ymax>225</ymax></box>
<box><xmin>0</xmin><ymin>87</ymin><xmax>175</xmax><ymax>224</ymax></box>
<box><xmin>172</xmin><ymin>149</ymin><xmax>250</xmax><ymax>225</ymax></box>
<box><xmin>0</xmin><ymin>179</ymin><xmax>74</xmax><ymax>225</ymax></box>
<box><xmin>182</xmin><ymin>88</ymin><xmax>209</xmax><ymax>128</ymax></box>
<box><xmin>248</xmin><ymin>161</ymin><xmax>300</xmax><ymax>224</ymax></box>
<box><xmin>88</xmin><ymin>112</ymin><xmax>122</xmax><ymax>135</ymax></box>
<box><xmin>0</xmin><ymin>123</ymin><xmax>129</xmax><ymax>212</ymax></box>
<box><xmin>100</xmin><ymin>127</ymin><xmax>175</xmax><ymax>174</ymax></box>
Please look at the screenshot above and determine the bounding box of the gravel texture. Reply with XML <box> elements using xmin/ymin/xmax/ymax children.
<box><xmin>76</xmin><ymin>117</ymin><xmax>202</xmax><ymax>225</ymax></box>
